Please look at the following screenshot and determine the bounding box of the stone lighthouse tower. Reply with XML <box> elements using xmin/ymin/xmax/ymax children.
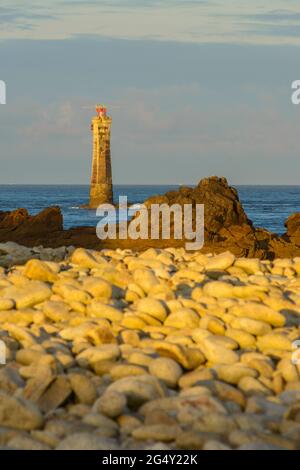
<box><xmin>89</xmin><ymin>104</ymin><xmax>113</xmax><ymax>208</ymax></box>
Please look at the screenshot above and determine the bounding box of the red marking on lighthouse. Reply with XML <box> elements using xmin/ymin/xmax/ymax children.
<box><xmin>96</xmin><ymin>105</ymin><xmax>107</xmax><ymax>117</ymax></box>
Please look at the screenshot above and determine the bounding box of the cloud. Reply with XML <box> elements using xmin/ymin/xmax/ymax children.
<box><xmin>20</xmin><ymin>102</ymin><xmax>83</xmax><ymax>139</ymax></box>
<box><xmin>246</xmin><ymin>9</ymin><xmax>300</xmax><ymax>22</ymax></box>
<box><xmin>60</xmin><ymin>0</ymin><xmax>210</xmax><ymax>8</ymax></box>
<box><xmin>1</xmin><ymin>0</ymin><xmax>300</xmax><ymax>45</ymax></box>
<box><xmin>242</xmin><ymin>24</ymin><xmax>300</xmax><ymax>38</ymax></box>
<box><xmin>215</xmin><ymin>8</ymin><xmax>300</xmax><ymax>39</ymax></box>
<box><xmin>0</xmin><ymin>5</ymin><xmax>55</xmax><ymax>30</ymax></box>
<box><xmin>114</xmin><ymin>86</ymin><xmax>299</xmax><ymax>157</ymax></box>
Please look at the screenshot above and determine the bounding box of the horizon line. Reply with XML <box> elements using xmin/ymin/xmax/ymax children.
<box><xmin>1</xmin><ymin>183</ymin><xmax>300</xmax><ymax>187</ymax></box>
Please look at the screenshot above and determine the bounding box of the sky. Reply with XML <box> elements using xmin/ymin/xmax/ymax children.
<box><xmin>0</xmin><ymin>0</ymin><xmax>300</xmax><ymax>184</ymax></box>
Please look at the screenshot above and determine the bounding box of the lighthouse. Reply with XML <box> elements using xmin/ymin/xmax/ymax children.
<box><xmin>89</xmin><ymin>104</ymin><xmax>113</xmax><ymax>208</ymax></box>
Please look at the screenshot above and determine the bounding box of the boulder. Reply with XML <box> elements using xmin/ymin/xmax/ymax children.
<box><xmin>283</xmin><ymin>213</ymin><xmax>300</xmax><ymax>245</ymax></box>
<box><xmin>0</xmin><ymin>206</ymin><xmax>63</xmax><ymax>249</ymax></box>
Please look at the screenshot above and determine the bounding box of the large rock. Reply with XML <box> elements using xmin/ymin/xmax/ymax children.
<box><xmin>0</xmin><ymin>391</ymin><xmax>43</xmax><ymax>430</ymax></box>
<box><xmin>283</xmin><ymin>213</ymin><xmax>300</xmax><ymax>245</ymax></box>
<box><xmin>27</xmin><ymin>206</ymin><xmax>63</xmax><ymax>233</ymax></box>
<box><xmin>56</xmin><ymin>433</ymin><xmax>118</xmax><ymax>450</ymax></box>
<box><xmin>0</xmin><ymin>208</ymin><xmax>29</xmax><ymax>229</ymax></box>
<box><xmin>142</xmin><ymin>177</ymin><xmax>252</xmax><ymax>242</ymax></box>
<box><xmin>190</xmin><ymin>176</ymin><xmax>251</xmax><ymax>233</ymax></box>
<box><xmin>138</xmin><ymin>176</ymin><xmax>300</xmax><ymax>259</ymax></box>
<box><xmin>0</xmin><ymin>206</ymin><xmax>63</xmax><ymax>247</ymax></box>
<box><xmin>134</xmin><ymin>177</ymin><xmax>270</xmax><ymax>258</ymax></box>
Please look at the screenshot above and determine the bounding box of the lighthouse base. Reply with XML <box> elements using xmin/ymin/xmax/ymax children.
<box><xmin>89</xmin><ymin>183</ymin><xmax>113</xmax><ymax>208</ymax></box>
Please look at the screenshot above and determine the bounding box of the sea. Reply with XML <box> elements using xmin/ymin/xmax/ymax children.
<box><xmin>0</xmin><ymin>185</ymin><xmax>300</xmax><ymax>235</ymax></box>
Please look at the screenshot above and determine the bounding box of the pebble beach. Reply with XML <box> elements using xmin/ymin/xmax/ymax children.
<box><xmin>1</xmin><ymin>244</ymin><xmax>300</xmax><ymax>450</ymax></box>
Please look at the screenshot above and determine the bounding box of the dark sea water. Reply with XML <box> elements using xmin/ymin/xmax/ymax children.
<box><xmin>0</xmin><ymin>185</ymin><xmax>300</xmax><ymax>235</ymax></box>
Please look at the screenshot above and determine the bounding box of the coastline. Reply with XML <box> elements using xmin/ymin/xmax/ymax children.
<box><xmin>1</xmin><ymin>177</ymin><xmax>300</xmax><ymax>260</ymax></box>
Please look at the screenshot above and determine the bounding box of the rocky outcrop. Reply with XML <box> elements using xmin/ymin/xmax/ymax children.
<box><xmin>140</xmin><ymin>176</ymin><xmax>300</xmax><ymax>259</ymax></box>
<box><xmin>0</xmin><ymin>207</ymin><xmax>63</xmax><ymax>237</ymax></box>
<box><xmin>169</xmin><ymin>176</ymin><xmax>250</xmax><ymax>232</ymax></box>
<box><xmin>0</xmin><ymin>208</ymin><xmax>29</xmax><ymax>229</ymax></box>
<box><xmin>1</xmin><ymin>177</ymin><xmax>300</xmax><ymax>259</ymax></box>
<box><xmin>144</xmin><ymin>176</ymin><xmax>252</xmax><ymax>240</ymax></box>
<box><xmin>0</xmin><ymin>206</ymin><xmax>101</xmax><ymax>250</ymax></box>
<box><xmin>283</xmin><ymin>213</ymin><xmax>300</xmax><ymax>247</ymax></box>
<box><xmin>0</xmin><ymin>206</ymin><xmax>64</xmax><ymax>247</ymax></box>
